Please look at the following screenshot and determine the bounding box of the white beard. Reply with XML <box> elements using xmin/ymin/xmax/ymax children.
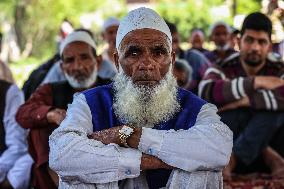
<box><xmin>65</xmin><ymin>68</ymin><xmax>97</xmax><ymax>89</ymax></box>
<box><xmin>113</xmin><ymin>66</ymin><xmax>180</xmax><ymax>128</ymax></box>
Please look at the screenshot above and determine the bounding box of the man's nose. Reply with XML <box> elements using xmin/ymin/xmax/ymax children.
<box><xmin>251</xmin><ymin>41</ymin><xmax>261</xmax><ymax>51</ymax></box>
<box><xmin>72</xmin><ymin>59</ymin><xmax>84</xmax><ymax>71</ymax></box>
<box><xmin>138</xmin><ymin>53</ymin><xmax>155</xmax><ymax>71</ymax></box>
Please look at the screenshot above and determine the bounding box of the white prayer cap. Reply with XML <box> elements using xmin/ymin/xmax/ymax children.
<box><xmin>103</xmin><ymin>17</ymin><xmax>120</xmax><ymax>31</ymax></box>
<box><xmin>60</xmin><ymin>31</ymin><xmax>96</xmax><ymax>56</ymax></box>
<box><xmin>116</xmin><ymin>7</ymin><xmax>172</xmax><ymax>50</ymax></box>
<box><xmin>209</xmin><ymin>21</ymin><xmax>232</xmax><ymax>36</ymax></box>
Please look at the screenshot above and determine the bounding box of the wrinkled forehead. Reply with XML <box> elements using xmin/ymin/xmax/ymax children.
<box><xmin>62</xmin><ymin>41</ymin><xmax>93</xmax><ymax>58</ymax></box>
<box><xmin>118</xmin><ymin>28</ymin><xmax>171</xmax><ymax>53</ymax></box>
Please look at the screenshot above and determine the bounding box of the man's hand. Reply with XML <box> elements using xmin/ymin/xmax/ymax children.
<box><xmin>48</xmin><ymin>167</ymin><xmax>59</xmax><ymax>187</ymax></box>
<box><xmin>88</xmin><ymin>126</ymin><xmax>142</xmax><ymax>148</ymax></box>
<box><xmin>46</xmin><ymin>108</ymin><xmax>66</xmax><ymax>125</ymax></box>
<box><xmin>254</xmin><ymin>76</ymin><xmax>284</xmax><ymax>90</ymax></box>
<box><xmin>88</xmin><ymin>126</ymin><xmax>122</xmax><ymax>145</ymax></box>
<box><xmin>218</xmin><ymin>96</ymin><xmax>250</xmax><ymax>112</ymax></box>
<box><xmin>141</xmin><ymin>154</ymin><xmax>173</xmax><ymax>170</ymax></box>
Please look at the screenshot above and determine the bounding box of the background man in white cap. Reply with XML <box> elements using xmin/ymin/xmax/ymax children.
<box><xmin>49</xmin><ymin>7</ymin><xmax>232</xmax><ymax>189</ymax></box>
<box><xmin>98</xmin><ymin>17</ymin><xmax>120</xmax><ymax>79</ymax></box>
<box><xmin>16</xmin><ymin>30</ymin><xmax>110</xmax><ymax>189</ymax></box>
<box><xmin>205</xmin><ymin>21</ymin><xmax>237</xmax><ymax>64</ymax></box>
<box><xmin>188</xmin><ymin>28</ymin><xmax>209</xmax><ymax>54</ymax></box>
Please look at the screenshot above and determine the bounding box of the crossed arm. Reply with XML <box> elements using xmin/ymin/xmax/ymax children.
<box><xmin>88</xmin><ymin>126</ymin><xmax>172</xmax><ymax>170</ymax></box>
<box><xmin>49</xmin><ymin>93</ymin><xmax>232</xmax><ymax>184</ymax></box>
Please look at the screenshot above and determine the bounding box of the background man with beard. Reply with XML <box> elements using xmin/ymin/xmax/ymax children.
<box><xmin>49</xmin><ymin>7</ymin><xmax>232</xmax><ymax>189</ymax></box>
<box><xmin>204</xmin><ymin>21</ymin><xmax>237</xmax><ymax>65</ymax></box>
<box><xmin>16</xmin><ymin>31</ymin><xmax>110</xmax><ymax>189</ymax></box>
<box><xmin>199</xmin><ymin>12</ymin><xmax>284</xmax><ymax>179</ymax></box>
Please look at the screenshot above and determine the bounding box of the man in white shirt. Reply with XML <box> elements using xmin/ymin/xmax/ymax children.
<box><xmin>0</xmin><ymin>80</ymin><xmax>33</xmax><ymax>189</ymax></box>
<box><xmin>99</xmin><ymin>17</ymin><xmax>120</xmax><ymax>79</ymax></box>
<box><xmin>49</xmin><ymin>7</ymin><xmax>233</xmax><ymax>189</ymax></box>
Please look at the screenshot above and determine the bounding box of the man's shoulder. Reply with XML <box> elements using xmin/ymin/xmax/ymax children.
<box><xmin>83</xmin><ymin>83</ymin><xmax>113</xmax><ymax>98</ymax></box>
<box><xmin>186</xmin><ymin>49</ymin><xmax>209</xmax><ymax>63</ymax></box>
<box><xmin>219</xmin><ymin>52</ymin><xmax>240</xmax><ymax>68</ymax></box>
<box><xmin>266</xmin><ymin>58</ymin><xmax>284</xmax><ymax>70</ymax></box>
<box><xmin>178</xmin><ymin>87</ymin><xmax>207</xmax><ymax>107</ymax></box>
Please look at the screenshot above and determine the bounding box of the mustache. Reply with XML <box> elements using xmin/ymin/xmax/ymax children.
<box><xmin>247</xmin><ymin>50</ymin><xmax>261</xmax><ymax>56</ymax></box>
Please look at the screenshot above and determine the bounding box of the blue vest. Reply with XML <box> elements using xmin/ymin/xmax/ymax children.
<box><xmin>83</xmin><ymin>84</ymin><xmax>206</xmax><ymax>189</ymax></box>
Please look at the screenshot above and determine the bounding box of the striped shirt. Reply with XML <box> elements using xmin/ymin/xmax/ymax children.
<box><xmin>199</xmin><ymin>53</ymin><xmax>284</xmax><ymax>110</ymax></box>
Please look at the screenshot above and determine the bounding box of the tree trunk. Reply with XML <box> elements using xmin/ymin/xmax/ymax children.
<box><xmin>14</xmin><ymin>0</ymin><xmax>31</xmax><ymax>52</ymax></box>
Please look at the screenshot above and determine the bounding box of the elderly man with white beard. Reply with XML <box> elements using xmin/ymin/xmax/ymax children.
<box><xmin>16</xmin><ymin>30</ymin><xmax>110</xmax><ymax>189</ymax></box>
<box><xmin>49</xmin><ymin>7</ymin><xmax>233</xmax><ymax>189</ymax></box>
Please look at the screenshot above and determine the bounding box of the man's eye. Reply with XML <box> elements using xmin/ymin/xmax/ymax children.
<box><xmin>131</xmin><ymin>52</ymin><xmax>138</xmax><ymax>56</ymax></box>
<box><xmin>259</xmin><ymin>39</ymin><xmax>268</xmax><ymax>46</ymax></box>
<box><xmin>64</xmin><ymin>58</ymin><xmax>74</xmax><ymax>64</ymax></box>
<box><xmin>153</xmin><ymin>49</ymin><xmax>166</xmax><ymax>56</ymax></box>
<box><xmin>245</xmin><ymin>37</ymin><xmax>253</xmax><ymax>44</ymax></box>
<box><xmin>126</xmin><ymin>50</ymin><xmax>140</xmax><ymax>57</ymax></box>
<box><xmin>81</xmin><ymin>54</ymin><xmax>90</xmax><ymax>60</ymax></box>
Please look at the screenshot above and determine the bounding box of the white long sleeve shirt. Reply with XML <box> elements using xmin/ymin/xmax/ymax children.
<box><xmin>49</xmin><ymin>93</ymin><xmax>233</xmax><ymax>188</ymax></box>
<box><xmin>0</xmin><ymin>84</ymin><xmax>33</xmax><ymax>188</ymax></box>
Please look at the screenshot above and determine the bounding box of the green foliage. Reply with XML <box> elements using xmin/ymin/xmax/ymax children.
<box><xmin>236</xmin><ymin>0</ymin><xmax>262</xmax><ymax>15</ymax></box>
<box><xmin>10</xmin><ymin>56</ymin><xmax>49</xmax><ymax>88</ymax></box>
<box><xmin>0</xmin><ymin>0</ymin><xmax>126</xmax><ymax>58</ymax></box>
<box><xmin>156</xmin><ymin>0</ymin><xmax>261</xmax><ymax>41</ymax></box>
<box><xmin>156</xmin><ymin>0</ymin><xmax>217</xmax><ymax>41</ymax></box>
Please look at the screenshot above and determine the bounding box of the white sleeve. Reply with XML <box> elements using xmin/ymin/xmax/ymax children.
<box><xmin>138</xmin><ymin>103</ymin><xmax>233</xmax><ymax>172</ymax></box>
<box><xmin>0</xmin><ymin>85</ymin><xmax>28</xmax><ymax>182</ymax></box>
<box><xmin>7</xmin><ymin>153</ymin><xmax>33</xmax><ymax>189</ymax></box>
<box><xmin>49</xmin><ymin>93</ymin><xmax>142</xmax><ymax>184</ymax></box>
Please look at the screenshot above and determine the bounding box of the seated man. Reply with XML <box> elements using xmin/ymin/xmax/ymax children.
<box><xmin>173</xmin><ymin>59</ymin><xmax>192</xmax><ymax>89</ymax></box>
<box><xmin>188</xmin><ymin>28</ymin><xmax>209</xmax><ymax>54</ymax></box>
<box><xmin>204</xmin><ymin>21</ymin><xmax>237</xmax><ymax>64</ymax></box>
<box><xmin>99</xmin><ymin>17</ymin><xmax>120</xmax><ymax>79</ymax></box>
<box><xmin>0</xmin><ymin>79</ymin><xmax>33</xmax><ymax>189</ymax></box>
<box><xmin>49</xmin><ymin>7</ymin><xmax>232</xmax><ymax>189</ymax></box>
<box><xmin>16</xmin><ymin>31</ymin><xmax>110</xmax><ymax>189</ymax></box>
<box><xmin>199</xmin><ymin>12</ymin><xmax>284</xmax><ymax>178</ymax></box>
<box><xmin>166</xmin><ymin>21</ymin><xmax>210</xmax><ymax>94</ymax></box>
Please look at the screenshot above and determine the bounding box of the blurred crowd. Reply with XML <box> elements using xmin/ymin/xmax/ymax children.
<box><xmin>0</xmin><ymin>2</ymin><xmax>284</xmax><ymax>189</ymax></box>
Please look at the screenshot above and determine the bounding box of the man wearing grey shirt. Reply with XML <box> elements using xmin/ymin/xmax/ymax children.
<box><xmin>49</xmin><ymin>7</ymin><xmax>233</xmax><ymax>189</ymax></box>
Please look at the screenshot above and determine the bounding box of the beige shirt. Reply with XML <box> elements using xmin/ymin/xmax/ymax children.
<box><xmin>0</xmin><ymin>61</ymin><xmax>14</xmax><ymax>83</ymax></box>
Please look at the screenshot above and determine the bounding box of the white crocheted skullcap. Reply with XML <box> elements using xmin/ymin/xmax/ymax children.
<box><xmin>103</xmin><ymin>17</ymin><xmax>120</xmax><ymax>31</ymax></box>
<box><xmin>116</xmin><ymin>7</ymin><xmax>172</xmax><ymax>50</ymax></box>
<box><xmin>60</xmin><ymin>31</ymin><xmax>96</xmax><ymax>56</ymax></box>
<box><xmin>209</xmin><ymin>21</ymin><xmax>232</xmax><ymax>36</ymax></box>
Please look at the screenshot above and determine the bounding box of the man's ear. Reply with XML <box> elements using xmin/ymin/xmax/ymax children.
<box><xmin>102</xmin><ymin>32</ymin><xmax>106</xmax><ymax>40</ymax></box>
<box><xmin>114</xmin><ymin>52</ymin><xmax>120</xmax><ymax>71</ymax></box>
<box><xmin>171</xmin><ymin>51</ymin><xmax>176</xmax><ymax>67</ymax></box>
<box><xmin>237</xmin><ymin>36</ymin><xmax>241</xmax><ymax>49</ymax></box>
<box><xmin>269</xmin><ymin>41</ymin><xmax>272</xmax><ymax>52</ymax></box>
<box><xmin>95</xmin><ymin>55</ymin><xmax>103</xmax><ymax>71</ymax></box>
<box><xmin>60</xmin><ymin>61</ymin><xmax>65</xmax><ymax>72</ymax></box>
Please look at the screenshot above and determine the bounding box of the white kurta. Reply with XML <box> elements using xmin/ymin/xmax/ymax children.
<box><xmin>49</xmin><ymin>93</ymin><xmax>233</xmax><ymax>188</ymax></box>
<box><xmin>1</xmin><ymin>84</ymin><xmax>33</xmax><ymax>189</ymax></box>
